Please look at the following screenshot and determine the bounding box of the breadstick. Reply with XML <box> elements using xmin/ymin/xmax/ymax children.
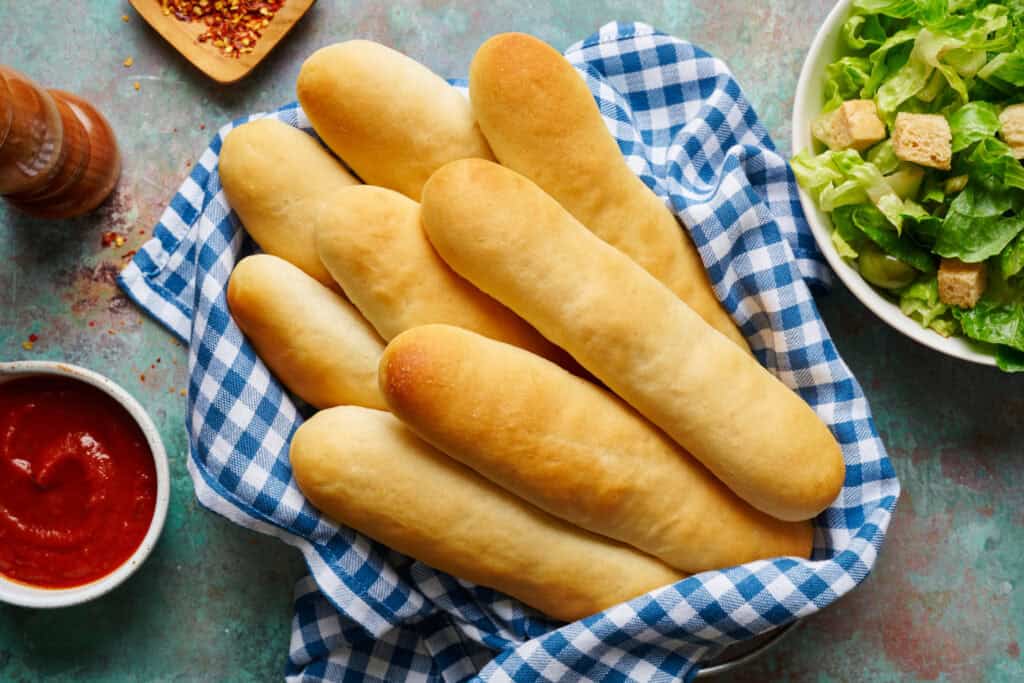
<box><xmin>290</xmin><ymin>406</ymin><xmax>685</xmax><ymax>622</ymax></box>
<box><xmin>469</xmin><ymin>33</ymin><xmax>748</xmax><ymax>351</ymax></box>
<box><xmin>297</xmin><ymin>40</ymin><xmax>494</xmax><ymax>200</ymax></box>
<box><xmin>220</xmin><ymin>119</ymin><xmax>358</xmax><ymax>286</ymax></box>
<box><xmin>227</xmin><ymin>255</ymin><xmax>386</xmax><ymax>410</ymax></box>
<box><xmin>420</xmin><ymin>160</ymin><xmax>844</xmax><ymax>521</ymax></box>
<box><xmin>380</xmin><ymin>324</ymin><xmax>813</xmax><ymax>572</ymax></box>
<box><xmin>315</xmin><ymin>185</ymin><xmax>568</xmax><ymax>366</ymax></box>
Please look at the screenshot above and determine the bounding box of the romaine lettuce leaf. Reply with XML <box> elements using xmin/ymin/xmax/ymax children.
<box><xmin>953</xmin><ymin>297</ymin><xmax>1024</xmax><ymax>352</ymax></box>
<box><xmin>793</xmin><ymin>150</ymin><xmax>927</xmax><ymax>230</ymax></box>
<box><xmin>964</xmin><ymin>138</ymin><xmax>1024</xmax><ymax>191</ymax></box>
<box><xmin>876</xmin><ymin>29</ymin><xmax>969</xmax><ymax>115</ymax></box>
<box><xmin>866</xmin><ymin>140</ymin><xmax>901</xmax><ymax>174</ymax></box>
<box><xmin>899</xmin><ymin>275</ymin><xmax>956</xmax><ymax>333</ymax></box>
<box><xmin>1001</xmin><ymin>232</ymin><xmax>1024</xmax><ymax>279</ymax></box>
<box><xmin>996</xmin><ymin>346</ymin><xmax>1024</xmax><ymax>372</ymax></box>
<box><xmin>834</xmin><ymin>204</ymin><xmax>938</xmax><ymax>272</ymax></box>
<box><xmin>935</xmin><ymin>184</ymin><xmax>1024</xmax><ymax>263</ymax></box>
<box><xmin>823</xmin><ymin>57</ymin><xmax>873</xmax><ymax>112</ymax></box>
<box><xmin>852</xmin><ymin>0</ymin><xmax>946</xmax><ymax>22</ymax></box>
<box><xmin>948</xmin><ymin>101</ymin><xmax>1001</xmax><ymax>152</ymax></box>
<box><xmin>842</xmin><ymin>14</ymin><xmax>888</xmax><ymax>51</ymax></box>
<box><xmin>979</xmin><ymin>51</ymin><xmax>1024</xmax><ymax>91</ymax></box>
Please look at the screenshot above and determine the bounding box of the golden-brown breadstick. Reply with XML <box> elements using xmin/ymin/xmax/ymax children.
<box><xmin>227</xmin><ymin>255</ymin><xmax>386</xmax><ymax>410</ymax></box>
<box><xmin>469</xmin><ymin>33</ymin><xmax>748</xmax><ymax>351</ymax></box>
<box><xmin>420</xmin><ymin>160</ymin><xmax>844</xmax><ymax>521</ymax></box>
<box><xmin>290</xmin><ymin>406</ymin><xmax>685</xmax><ymax>621</ymax></box>
<box><xmin>297</xmin><ymin>40</ymin><xmax>494</xmax><ymax>200</ymax></box>
<box><xmin>219</xmin><ymin>119</ymin><xmax>358</xmax><ymax>286</ymax></box>
<box><xmin>314</xmin><ymin>185</ymin><xmax>565</xmax><ymax>366</ymax></box>
<box><xmin>380</xmin><ymin>324</ymin><xmax>813</xmax><ymax>572</ymax></box>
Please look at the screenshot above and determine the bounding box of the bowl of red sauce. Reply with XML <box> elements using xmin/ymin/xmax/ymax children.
<box><xmin>0</xmin><ymin>361</ymin><xmax>169</xmax><ymax>608</ymax></box>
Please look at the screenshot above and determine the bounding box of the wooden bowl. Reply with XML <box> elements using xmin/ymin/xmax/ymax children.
<box><xmin>128</xmin><ymin>0</ymin><xmax>316</xmax><ymax>84</ymax></box>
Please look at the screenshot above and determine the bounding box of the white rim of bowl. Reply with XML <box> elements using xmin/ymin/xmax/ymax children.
<box><xmin>791</xmin><ymin>0</ymin><xmax>997</xmax><ymax>367</ymax></box>
<box><xmin>0</xmin><ymin>361</ymin><xmax>171</xmax><ymax>608</ymax></box>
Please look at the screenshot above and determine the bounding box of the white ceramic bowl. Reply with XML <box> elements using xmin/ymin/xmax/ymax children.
<box><xmin>0</xmin><ymin>361</ymin><xmax>170</xmax><ymax>608</ymax></box>
<box><xmin>792</xmin><ymin>0</ymin><xmax>997</xmax><ymax>367</ymax></box>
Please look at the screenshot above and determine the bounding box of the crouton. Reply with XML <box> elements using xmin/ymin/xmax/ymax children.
<box><xmin>826</xmin><ymin>100</ymin><xmax>887</xmax><ymax>151</ymax></box>
<box><xmin>938</xmin><ymin>258</ymin><xmax>987</xmax><ymax>309</ymax></box>
<box><xmin>999</xmin><ymin>103</ymin><xmax>1024</xmax><ymax>160</ymax></box>
<box><xmin>892</xmin><ymin>113</ymin><xmax>952</xmax><ymax>170</ymax></box>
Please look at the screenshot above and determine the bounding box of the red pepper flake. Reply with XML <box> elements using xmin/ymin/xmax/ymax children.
<box><xmin>156</xmin><ymin>357</ymin><xmax>162</xmax><ymax>363</ymax></box>
<box><xmin>199</xmin><ymin>123</ymin><xmax>206</xmax><ymax>130</ymax></box>
<box><xmin>28</xmin><ymin>334</ymin><xmax>39</xmax><ymax>343</ymax></box>
<box><xmin>121</xmin><ymin>249</ymin><xmax>137</xmax><ymax>262</ymax></box>
<box><xmin>159</xmin><ymin>0</ymin><xmax>286</xmax><ymax>58</ymax></box>
<box><xmin>89</xmin><ymin>321</ymin><xmax>96</xmax><ymax>327</ymax></box>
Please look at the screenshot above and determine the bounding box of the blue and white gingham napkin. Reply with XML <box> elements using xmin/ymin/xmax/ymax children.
<box><xmin>119</xmin><ymin>22</ymin><xmax>899</xmax><ymax>682</ymax></box>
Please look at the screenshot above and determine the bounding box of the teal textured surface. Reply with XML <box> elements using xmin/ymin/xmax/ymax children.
<box><xmin>1</xmin><ymin>1</ymin><xmax>1022</xmax><ymax>681</ymax></box>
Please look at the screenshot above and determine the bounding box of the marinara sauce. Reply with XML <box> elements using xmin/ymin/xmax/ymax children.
<box><xmin>0</xmin><ymin>375</ymin><xmax>156</xmax><ymax>588</ymax></box>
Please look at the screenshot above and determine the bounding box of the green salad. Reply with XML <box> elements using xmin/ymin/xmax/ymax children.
<box><xmin>793</xmin><ymin>0</ymin><xmax>1024</xmax><ymax>371</ymax></box>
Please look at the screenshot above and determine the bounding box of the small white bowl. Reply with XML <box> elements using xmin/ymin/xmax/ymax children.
<box><xmin>0</xmin><ymin>361</ymin><xmax>170</xmax><ymax>608</ymax></box>
<box><xmin>792</xmin><ymin>0</ymin><xmax>997</xmax><ymax>367</ymax></box>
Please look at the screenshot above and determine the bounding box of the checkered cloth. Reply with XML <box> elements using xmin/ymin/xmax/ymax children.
<box><xmin>119</xmin><ymin>22</ymin><xmax>899</xmax><ymax>682</ymax></box>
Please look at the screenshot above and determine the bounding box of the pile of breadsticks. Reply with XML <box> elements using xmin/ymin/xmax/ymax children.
<box><xmin>220</xmin><ymin>33</ymin><xmax>845</xmax><ymax>622</ymax></box>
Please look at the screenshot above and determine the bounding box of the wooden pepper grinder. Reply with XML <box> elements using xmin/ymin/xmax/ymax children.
<box><xmin>0</xmin><ymin>66</ymin><xmax>121</xmax><ymax>219</ymax></box>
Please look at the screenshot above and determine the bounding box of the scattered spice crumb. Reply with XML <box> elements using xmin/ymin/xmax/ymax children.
<box><xmin>140</xmin><ymin>374</ymin><xmax>146</xmax><ymax>383</ymax></box>
<box><xmin>123</xmin><ymin>57</ymin><xmax>134</xmax><ymax>68</ymax></box>
<box><xmin>122</xmin><ymin>14</ymin><xmax>130</xmax><ymax>22</ymax></box>
<box><xmin>168</xmin><ymin>387</ymin><xmax>176</xmax><ymax>394</ymax></box>
<box><xmin>157</xmin><ymin>357</ymin><xmax>161</xmax><ymax>363</ymax></box>
<box><xmin>139</xmin><ymin>229</ymin><xmax>146</xmax><ymax>235</ymax></box>
<box><xmin>108</xmin><ymin>329</ymin><xmax>116</xmax><ymax>335</ymax></box>
<box><xmin>180</xmin><ymin>389</ymin><xmax>187</xmax><ymax>396</ymax></box>
<box><xmin>121</xmin><ymin>249</ymin><xmax>137</xmax><ymax>262</ymax></box>
<box><xmin>21</xmin><ymin>341</ymin><xmax>33</xmax><ymax>351</ymax></box>
<box><xmin>133</xmin><ymin>81</ymin><xmax>141</xmax><ymax>92</ymax></box>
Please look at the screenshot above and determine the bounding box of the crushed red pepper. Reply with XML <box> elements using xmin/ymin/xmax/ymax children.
<box><xmin>160</xmin><ymin>0</ymin><xmax>286</xmax><ymax>58</ymax></box>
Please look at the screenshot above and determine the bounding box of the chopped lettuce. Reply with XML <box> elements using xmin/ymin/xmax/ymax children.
<box><xmin>798</xmin><ymin>0</ymin><xmax>1024</xmax><ymax>371</ymax></box>
<box><xmin>953</xmin><ymin>297</ymin><xmax>1024</xmax><ymax>352</ymax></box>
<box><xmin>824</xmin><ymin>57</ymin><xmax>873</xmax><ymax>112</ymax></box>
<box><xmin>852</xmin><ymin>0</ymin><xmax>947</xmax><ymax>22</ymax></box>
<box><xmin>963</xmin><ymin>138</ymin><xmax>1024</xmax><ymax>191</ymax></box>
<box><xmin>948</xmin><ymin>101</ymin><xmax>1001</xmax><ymax>152</ymax></box>
<box><xmin>1001</xmin><ymin>232</ymin><xmax>1024</xmax><ymax>279</ymax></box>
<box><xmin>843</xmin><ymin>14</ymin><xmax>888</xmax><ymax>51</ymax></box>
<box><xmin>833</xmin><ymin>204</ymin><xmax>937</xmax><ymax>272</ymax></box>
<box><xmin>866</xmin><ymin>140</ymin><xmax>901</xmax><ymax>174</ymax></box>
<box><xmin>996</xmin><ymin>346</ymin><xmax>1024</xmax><ymax>372</ymax></box>
<box><xmin>935</xmin><ymin>184</ymin><xmax>1024</xmax><ymax>262</ymax></box>
<box><xmin>792</xmin><ymin>150</ymin><xmax>926</xmax><ymax>230</ymax></box>
<box><xmin>899</xmin><ymin>276</ymin><xmax>958</xmax><ymax>334</ymax></box>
